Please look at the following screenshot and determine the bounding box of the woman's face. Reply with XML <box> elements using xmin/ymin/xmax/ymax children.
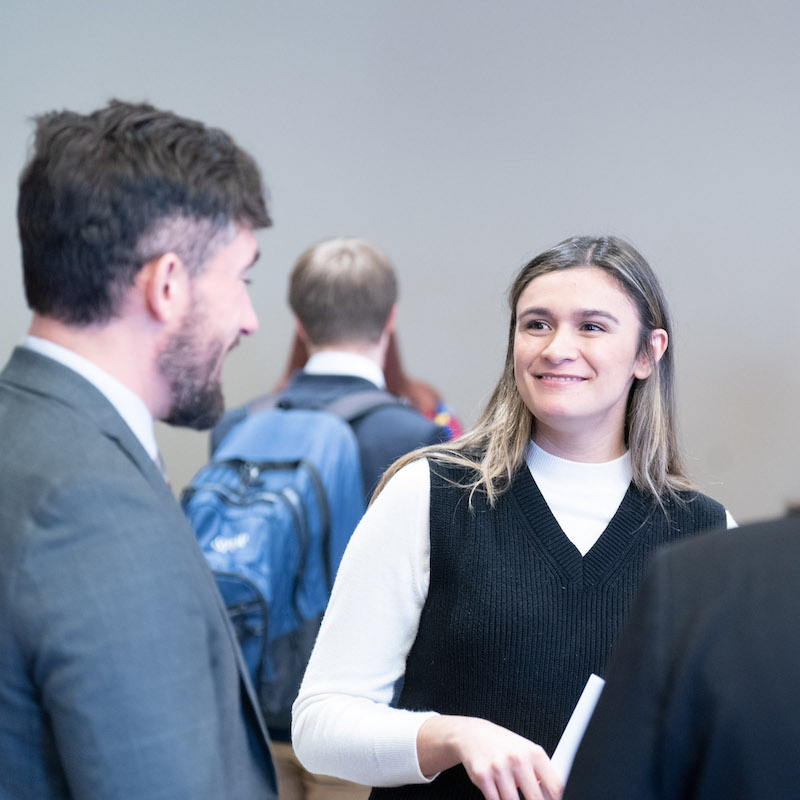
<box><xmin>513</xmin><ymin>266</ymin><xmax>663</xmax><ymax>455</ymax></box>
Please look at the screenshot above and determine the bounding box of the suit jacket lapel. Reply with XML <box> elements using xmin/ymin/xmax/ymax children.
<box><xmin>2</xmin><ymin>347</ymin><xmax>169</xmax><ymax>496</ymax></box>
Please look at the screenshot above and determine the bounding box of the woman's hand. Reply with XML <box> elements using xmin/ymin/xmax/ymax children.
<box><xmin>417</xmin><ymin>715</ymin><xmax>564</xmax><ymax>800</ymax></box>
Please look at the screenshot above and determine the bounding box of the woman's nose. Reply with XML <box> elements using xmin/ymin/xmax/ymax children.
<box><xmin>541</xmin><ymin>328</ymin><xmax>578</xmax><ymax>363</ymax></box>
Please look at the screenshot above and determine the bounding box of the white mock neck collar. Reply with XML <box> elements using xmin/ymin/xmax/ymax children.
<box><xmin>524</xmin><ymin>440</ymin><xmax>633</xmax><ymax>556</ymax></box>
<box><xmin>525</xmin><ymin>440</ymin><xmax>632</xmax><ymax>488</ymax></box>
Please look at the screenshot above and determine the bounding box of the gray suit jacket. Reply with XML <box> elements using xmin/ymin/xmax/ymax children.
<box><xmin>0</xmin><ymin>348</ymin><xmax>277</xmax><ymax>799</ymax></box>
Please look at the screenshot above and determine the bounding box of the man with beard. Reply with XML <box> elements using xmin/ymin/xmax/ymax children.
<box><xmin>0</xmin><ymin>100</ymin><xmax>277</xmax><ymax>799</ymax></box>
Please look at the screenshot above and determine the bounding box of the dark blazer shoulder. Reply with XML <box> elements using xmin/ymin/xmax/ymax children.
<box><xmin>655</xmin><ymin>514</ymin><xmax>799</xmax><ymax>585</ymax></box>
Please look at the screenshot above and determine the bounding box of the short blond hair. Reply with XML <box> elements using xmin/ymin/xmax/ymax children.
<box><xmin>288</xmin><ymin>237</ymin><xmax>397</xmax><ymax>346</ymax></box>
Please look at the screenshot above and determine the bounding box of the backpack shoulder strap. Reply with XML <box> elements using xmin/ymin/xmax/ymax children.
<box><xmin>210</xmin><ymin>388</ymin><xmax>406</xmax><ymax>455</ymax></box>
<box><xmin>323</xmin><ymin>389</ymin><xmax>406</xmax><ymax>423</ymax></box>
<box><xmin>210</xmin><ymin>392</ymin><xmax>280</xmax><ymax>455</ymax></box>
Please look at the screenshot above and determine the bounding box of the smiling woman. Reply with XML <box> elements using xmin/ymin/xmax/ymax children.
<box><xmin>291</xmin><ymin>235</ymin><xmax>732</xmax><ymax>800</ymax></box>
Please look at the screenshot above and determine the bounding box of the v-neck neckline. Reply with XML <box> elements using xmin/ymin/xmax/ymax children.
<box><xmin>509</xmin><ymin>464</ymin><xmax>655</xmax><ymax>586</ymax></box>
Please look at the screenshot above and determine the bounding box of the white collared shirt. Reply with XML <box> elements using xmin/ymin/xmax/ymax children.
<box><xmin>22</xmin><ymin>335</ymin><xmax>160</xmax><ymax>463</ymax></box>
<box><xmin>303</xmin><ymin>350</ymin><xmax>386</xmax><ymax>389</ymax></box>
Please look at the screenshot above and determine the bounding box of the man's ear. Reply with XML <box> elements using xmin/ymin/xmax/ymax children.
<box><xmin>140</xmin><ymin>253</ymin><xmax>190</xmax><ymax>324</ymax></box>
<box><xmin>294</xmin><ymin>317</ymin><xmax>310</xmax><ymax>344</ymax></box>
<box><xmin>634</xmin><ymin>328</ymin><xmax>668</xmax><ymax>380</ymax></box>
<box><xmin>383</xmin><ymin>304</ymin><xmax>398</xmax><ymax>335</ymax></box>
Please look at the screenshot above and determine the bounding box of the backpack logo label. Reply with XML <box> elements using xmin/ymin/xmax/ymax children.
<box><xmin>211</xmin><ymin>532</ymin><xmax>250</xmax><ymax>554</ymax></box>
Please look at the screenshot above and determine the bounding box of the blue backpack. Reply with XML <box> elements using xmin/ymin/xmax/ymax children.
<box><xmin>181</xmin><ymin>390</ymin><xmax>400</xmax><ymax>740</ymax></box>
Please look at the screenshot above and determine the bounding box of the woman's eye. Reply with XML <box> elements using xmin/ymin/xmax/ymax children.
<box><xmin>526</xmin><ymin>320</ymin><xmax>550</xmax><ymax>331</ymax></box>
<box><xmin>582</xmin><ymin>322</ymin><xmax>604</xmax><ymax>332</ymax></box>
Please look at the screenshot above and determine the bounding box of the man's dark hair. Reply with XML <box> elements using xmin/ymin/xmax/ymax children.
<box><xmin>17</xmin><ymin>99</ymin><xmax>271</xmax><ymax>324</ymax></box>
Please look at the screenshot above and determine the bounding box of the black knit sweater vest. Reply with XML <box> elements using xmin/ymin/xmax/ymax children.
<box><xmin>370</xmin><ymin>461</ymin><xmax>725</xmax><ymax>799</ymax></box>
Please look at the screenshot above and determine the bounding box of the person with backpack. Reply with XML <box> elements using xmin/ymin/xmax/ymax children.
<box><xmin>276</xmin><ymin>237</ymin><xmax>451</xmax><ymax>505</ymax></box>
<box><xmin>186</xmin><ymin>237</ymin><xmax>449</xmax><ymax>800</ymax></box>
<box><xmin>291</xmin><ymin>235</ymin><xmax>736</xmax><ymax>800</ymax></box>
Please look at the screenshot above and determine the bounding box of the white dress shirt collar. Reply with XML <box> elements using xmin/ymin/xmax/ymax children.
<box><xmin>22</xmin><ymin>335</ymin><xmax>160</xmax><ymax>462</ymax></box>
<box><xmin>303</xmin><ymin>350</ymin><xmax>386</xmax><ymax>390</ymax></box>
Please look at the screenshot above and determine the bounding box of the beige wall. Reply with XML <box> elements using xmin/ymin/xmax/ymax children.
<box><xmin>1</xmin><ymin>0</ymin><xmax>797</xmax><ymax>522</ymax></box>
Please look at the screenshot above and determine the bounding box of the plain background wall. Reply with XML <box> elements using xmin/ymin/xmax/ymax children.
<box><xmin>1</xmin><ymin>0</ymin><xmax>797</xmax><ymax>522</ymax></box>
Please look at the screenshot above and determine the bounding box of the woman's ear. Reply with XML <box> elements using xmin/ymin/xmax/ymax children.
<box><xmin>634</xmin><ymin>328</ymin><xmax>668</xmax><ymax>380</ymax></box>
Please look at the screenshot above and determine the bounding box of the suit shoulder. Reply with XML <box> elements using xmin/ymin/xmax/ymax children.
<box><xmin>655</xmin><ymin>515</ymin><xmax>800</xmax><ymax>582</ymax></box>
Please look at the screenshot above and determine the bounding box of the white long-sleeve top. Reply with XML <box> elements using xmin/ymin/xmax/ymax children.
<box><xmin>292</xmin><ymin>443</ymin><xmax>736</xmax><ymax>786</ymax></box>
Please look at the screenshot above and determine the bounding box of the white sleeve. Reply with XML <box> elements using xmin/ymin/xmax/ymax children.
<box><xmin>726</xmin><ymin>510</ymin><xmax>737</xmax><ymax>529</ymax></box>
<box><xmin>292</xmin><ymin>457</ymin><xmax>438</xmax><ymax>787</ymax></box>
